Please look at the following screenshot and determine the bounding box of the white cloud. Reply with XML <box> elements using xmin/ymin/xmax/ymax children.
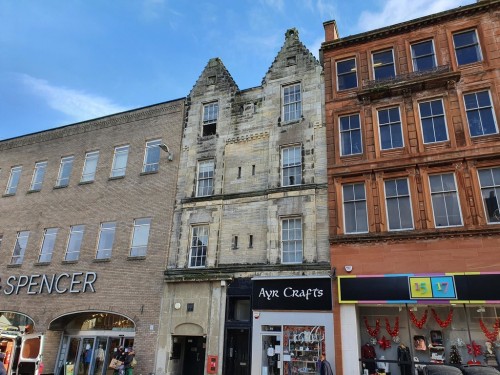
<box><xmin>19</xmin><ymin>74</ymin><xmax>126</xmax><ymax>121</ymax></box>
<box><xmin>315</xmin><ymin>0</ymin><xmax>336</xmax><ymax>20</ymax></box>
<box><xmin>357</xmin><ymin>0</ymin><xmax>473</xmax><ymax>32</ymax></box>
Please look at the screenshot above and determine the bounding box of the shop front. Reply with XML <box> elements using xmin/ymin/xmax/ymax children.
<box><xmin>251</xmin><ymin>276</ymin><xmax>334</xmax><ymax>375</ymax></box>
<box><xmin>338</xmin><ymin>273</ymin><xmax>500</xmax><ymax>375</ymax></box>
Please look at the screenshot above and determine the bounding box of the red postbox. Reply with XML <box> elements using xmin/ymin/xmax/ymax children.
<box><xmin>207</xmin><ymin>355</ymin><xmax>218</xmax><ymax>374</ymax></box>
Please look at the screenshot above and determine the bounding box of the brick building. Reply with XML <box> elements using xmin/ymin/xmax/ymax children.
<box><xmin>155</xmin><ymin>29</ymin><xmax>332</xmax><ymax>375</ymax></box>
<box><xmin>0</xmin><ymin>99</ymin><xmax>184</xmax><ymax>375</ymax></box>
<box><xmin>321</xmin><ymin>1</ymin><xmax>500</xmax><ymax>374</ymax></box>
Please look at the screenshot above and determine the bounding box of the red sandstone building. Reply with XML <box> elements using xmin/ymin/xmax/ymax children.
<box><xmin>322</xmin><ymin>1</ymin><xmax>500</xmax><ymax>374</ymax></box>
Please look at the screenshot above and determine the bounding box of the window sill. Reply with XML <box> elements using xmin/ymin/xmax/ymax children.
<box><xmin>127</xmin><ymin>255</ymin><xmax>146</xmax><ymax>260</ymax></box>
<box><xmin>7</xmin><ymin>264</ymin><xmax>22</xmax><ymax>268</ymax></box>
<box><xmin>62</xmin><ymin>260</ymin><xmax>79</xmax><ymax>264</ymax></box>
<box><xmin>54</xmin><ymin>184</ymin><xmax>69</xmax><ymax>190</ymax></box>
<box><xmin>34</xmin><ymin>261</ymin><xmax>51</xmax><ymax>266</ymax></box>
<box><xmin>27</xmin><ymin>189</ymin><xmax>41</xmax><ymax>194</ymax></box>
<box><xmin>108</xmin><ymin>175</ymin><xmax>125</xmax><ymax>181</ymax></box>
<box><xmin>93</xmin><ymin>258</ymin><xmax>111</xmax><ymax>263</ymax></box>
<box><xmin>78</xmin><ymin>180</ymin><xmax>94</xmax><ymax>185</ymax></box>
<box><xmin>140</xmin><ymin>170</ymin><xmax>159</xmax><ymax>176</ymax></box>
<box><xmin>2</xmin><ymin>193</ymin><xmax>15</xmax><ymax>198</ymax></box>
<box><xmin>282</xmin><ymin>118</ymin><xmax>303</xmax><ymax>126</ymax></box>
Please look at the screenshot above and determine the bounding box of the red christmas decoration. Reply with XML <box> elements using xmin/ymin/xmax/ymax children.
<box><xmin>378</xmin><ymin>335</ymin><xmax>391</xmax><ymax>350</ymax></box>
<box><xmin>364</xmin><ymin>317</ymin><xmax>380</xmax><ymax>338</ymax></box>
<box><xmin>467</xmin><ymin>341</ymin><xmax>482</xmax><ymax>358</ymax></box>
<box><xmin>385</xmin><ymin>317</ymin><xmax>399</xmax><ymax>337</ymax></box>
<box><xmin>431</xmin><ymin>308</ymin><xmax>453</xmax><ymax>328</ymax></box>
<box><xmin>479</xmin><ymin>318</ymin><xmax>500</xmax><ymax>342</ymax></box>
<box><xmin>409</xmin><ymin>309</ymin><xmax>428</xmax><ymax>329</ymax></box>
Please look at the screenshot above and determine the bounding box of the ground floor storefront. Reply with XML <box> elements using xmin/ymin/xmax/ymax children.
<box><xmin>337</xmin><ymin>272</ymin><xmax>500</xmax><ymax>375</ymax></box>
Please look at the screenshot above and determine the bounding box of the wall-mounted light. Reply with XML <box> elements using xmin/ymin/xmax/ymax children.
<box><xmin>159</xmin><ymin>144</ymin><xmax>174</xmax><ymax>161</ymax></box>
<box><xmin>477</xmin><ymin>306</ymin><xmax>486</xmax><ymax>313</ymax></box>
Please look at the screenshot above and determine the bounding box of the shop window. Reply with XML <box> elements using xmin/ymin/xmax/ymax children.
<box><xmin>384</xmin><ymin>178</ymin><xmax>414</xmax><ymax>231</ymax></box>
<box><xmin>340</xmin><ymin>113</ymin><xmax>362</xmax><ymax>156</ymax></box>
<box><xmin>189</xmin><ymin>225</ymin><xmax>208</xmax><ymax>268</ymax></box>
<box><xmin>38</xmin><ymin>227</ymin><xmax>58</xmax><ymax>263</ymax></box>
<box><xmin>142</xmin><ymin>139</ymin><xmax>161</xmax><ymax>173</ymax></box>
<box><xmin>378</xmin><ymin>107</ymin><xmax>403</xmax><ymax>150</ymax></box>
<box><xmin>463</xmin><ymin>90</ymin><xmax>498</xmax><ymax>137</ymax></box>
<box><xmin>337</xmin><ymin>58</ymin><xmax>358</xmax><ymax>91</ymax></box>
<box><xmin>65</xmin><ymin>225</ymin><xmax>85</xmax><ymax>261</ymax></box>
<box><xmin>203</xmin><ymin>102</ymin><xmax>218</xmax><ymax>136</ymax></box>
<box><xmin>81</xmin><ymin>151</ymin><xmax>99</xmax><ymax>182</ymax></box>
<box><xmin>419</xmin><ymin>99</ymin><xmax>448</xmax><ymax>144</ymax></box>
<box><xmin>343</xmin><ymin>183</ymin><xmax>368</xmax><ymax>234</ymax></box>
<box><xmin>281</xmin><ymin>217</ymin><xmax>303</xmax><ymax>264</ymax></box>
<box><xmin>429</xmin><ymin>173</ymin><xmax>463</xmax><ymax>227</ymax></box>
<box><xmin>196</xmin><ymin>160</ymin><xmax>214</xmax><ymax>197</ymax></box>
<box><xmin>372</xmin><ymin>49</ymin><xmax>395</xmax><ymax>80</ymax></box>
<box><xmin>5</xmin><ymin>166</ymin><xmax>22</xmax><ymax>195</ymax></box>
<box><xmin>227</xmin><ymin>298</ymin><xmax>250</xmax><ymax>321</ymax></box>
<box><xmin>11</xmin><ymin>230</ymin><xmax>30</xmax><ymax>265</ymax></box>
<box><xmin>453</xmin><ymin>29</ymin><xmax>482</xmax><ymax>65</ymax></box>
<box><xmin>411</xmin><ymin>40</ymin><xmax>436</xmax><ymax>72</ymax></box>
<box><xmin>283</xmin><ymin>325</ymin><xmax>325</xmax><ymax>375</ymax></box>
<box><xmin>56</xmin><ymin>156</ymin><xmax>74</xmax><ymax>187</ymax></box>
<box><xmin>96</xmin><ymin>222</ymin><xmax>116</xmax><ymax>259</ymax></box>
<box><xmin>130</xmin><ymin>218</ymin><xmax>151</xmax><ymax>257</ymax></box>
<box><xmin>283</xmin><ymin>83</ymin><xmax>302</xmax><ymax>122</ymax></box>
<box><xmin>111</xmin><ymin>145</ymin><xmax>129</xmax><ymax>178</ymax></box>
<box><xmin>30</xmin><ymin>161</ymin><xmax>47</xmax><ymax>191</ymax></box>
<box><xmin>281</xmin><ymin>145</ymin><xmax>302</xmax><ymax>187</ymax></box>
<box><xmin>478</xmin><ymin>167</ymin><xmax>500</xmax><ymax>224</ymax></box>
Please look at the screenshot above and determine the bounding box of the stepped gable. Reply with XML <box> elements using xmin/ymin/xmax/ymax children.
<box><xmin>262</xmin><ymin>28</ymin><xmax>320</xmax><ymax>85</ymax></box>
<box><xmin>188</xmin><ymin>57</ymin><xmax>239</xmax><ymax>98</ymax></box>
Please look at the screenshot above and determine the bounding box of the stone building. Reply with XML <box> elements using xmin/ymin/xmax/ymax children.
<box><xmin>321</xmin><ymin>1</ymin><xmax>500</xmax><ymax>374</ymax></box>
<box><xmin>156</xmin><ymin>29</ymin><xmax>332</xmax><ymax>375</ymax></box>
<box><xmin>0</xmin><ymin>99</ymin><xmax>184</xmax><ymax>375</ymax></box>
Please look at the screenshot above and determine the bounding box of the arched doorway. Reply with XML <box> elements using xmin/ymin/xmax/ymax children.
<box><xmin>50</xmin><ymin>312</ymin><xmax>135</xmax><ymax>375</ymax></box>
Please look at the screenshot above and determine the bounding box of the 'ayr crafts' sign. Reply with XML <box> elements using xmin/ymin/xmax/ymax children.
<box><xmin>0</xmin><ymin>272</ymin><xmax>97</xmax><ymax>295</ymax></box>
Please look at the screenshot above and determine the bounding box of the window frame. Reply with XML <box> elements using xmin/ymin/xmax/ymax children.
<box><xmin>282</xmin><ymin>83</ymin><xmax>302</xmax><ymax>123</ymax></box>
<box><xmin>56</xmin><ymin>156</ymin><xmax>74</xmax><ymax>187</ymax></box>
<box><xmin>110</xmin><ymin>145</ymin><xmax>129</xmax><ymax>178</ymax></box>
<box><xmin>336</xmin><ymin>58</ymin><xmax>358</xmax><ymax>91</ymax></box>
<box><xmin>428</xmin><ymin>173</ymin><xmax>463</xmax><ymax>228</ymax></box>
<box><xmin>81</xmin><ymin>151</ymin><xmax>99</xmax><ymax>183</ymax></box>
<box><xmin>280</xmin><ymin>217</ymin><xmax>303</xmax><ymax>264</ymax></box>
<box><xmin>377</xmin><ymin>106</ymin><xmax>404</xmax><ymax>150</ymax></box>
<box><xmin>96</xmin><ymin>221</ymin><xmax>117</xmax><ymax>259</ymax></box>
<box><xmin>477</xmin><ymin>167</ymin><xmax>500</xmax><ymax>224</ymax></box>
<box><xmin>342</xmin><ymin>182</ymin><xmax>369</xmax><ymax>234</ymax></box>
<box><xmin>410</xmin><ymin>39</ymin><xmax>437</xmax><ymax>72</ymax></box>
<box><xmin>189</xmin><ymin>225</ymin><xmax>209</xmax><ymax>268</ymax></box>
<box><xmin>453</xmin><ymin>29</ymin><xmax>482</xmax><ymax>66</ymax></box>
<box><xmin>11</xmin><ymin>230</ymin><xmax>30</xmax><ymax>265</ymax></box>
<box><xmin>202</xmin><ymin>102</ymin><xmax>219</xmax><ymax>137</ymax></box>
<box><xmin>65</xmin><ymin>225</ymin><xmax>85</xmax><ymax>262</ymax></box>
<box><xmin>30</xmin><ymin>161</ymin><xmax>48</xmax><ymax>191</ymax></box>
<box><xmin>142</xmin><ymin>139</ymin><xmax>162</xmax><ymax>173</ymax></box>
<box><xmin>384</xmin><ymin>178</ymin><xmax>414</xmax><ymax>231</ymax></box>
<box><xmin>130</xmin><ymin>218</ymin><xmax>151</xmax><ymax>257</ymax></box>
<box><xmin>38</xmin><ymin>228</ymin><xmax>58</xmax><ymax>263</ymax></box>
<box><xmin>418</xmin><ymin>98</ymin><xmax>449</xmax><ymax>144</ymax></box>
<box><xmin>372</xmin><ymin>49</ymin><xmax>396</xmax><ymax>81</ymax></box>
<box><xmin>5</xmin><ymin>166</ymin><xmax>22</xmax><ymax>195</ymax></box>
<box><xmin>463</xmin><ymin>90</ymin><xmax>498</xmax><ymax>137</ymax></box>
<box><xmin>196</xmin><ymin>159</ymin><xmax>215</xmax><ymax>197</ymax></box>
<box><xmin>281</xmin><ymin>145</ymin><xmax>302</xmax><ymax>187</ymax></box>
<box><xmin>339</xmin><ymin>113</ymin><xmax>362</xmax><ymax>156</ymax></box>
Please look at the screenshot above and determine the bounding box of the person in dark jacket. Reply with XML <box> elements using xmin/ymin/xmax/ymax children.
<box><xmin>319</xmin><ymin>354</ymin><xmax>334</xmax><ymax>375</ymax></box>
<box><xmin>123</xmin><ymin>348</ymin><xmax>135</xmax><ymax>375</ymax></box>
<box><xmin>0</xmin><ymin>352</ymin><xmax>7</xmax><ymax>375</ymax></box>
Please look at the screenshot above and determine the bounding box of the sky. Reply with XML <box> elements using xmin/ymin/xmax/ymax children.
<box><xmin>0</xmin><ymin>0</ymin><xmax>474</xmax><ymax>140</ymax></box>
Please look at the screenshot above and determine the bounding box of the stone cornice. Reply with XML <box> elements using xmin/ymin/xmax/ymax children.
<box><xmin>226</xmin><ymin>131</ymin><xmax>269</xmax><ymax>144</ymax></box>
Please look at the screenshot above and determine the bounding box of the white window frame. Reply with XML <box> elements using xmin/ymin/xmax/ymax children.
<box><xmin>410</xmin><ymin>39</ymin><xmax>437</xmax><ymax>72</ymax></box>
<box><xmin>202</xmin><ymin>102</ymin><xmax>218</xmax><ymax>136</ymax></box>
<box><xmin>281</xmin><ymin>145</ymin><xmax>302</xmax><ymax>187</ymax></box>
<box><xmin>189</xmin><ymin>225</ymin><xmax>209</xmax><ymax>268</ymax></box>
<box><xmin>38</xmin><ymin>228</ymin><xmax>58</xmax><ymax>263</ymax></box>
<box><xmin>429</xmin><ymin>173</ymin><xmax>463</xmax><ymax>228</ymax></box>
<box><xmin>30</xmin><ymin>161</ymin><xmax>47</xmax><ymax>191</ymax></box>
<box><xmin>281</xmin><ymin>217</ymin><xmax>303</xmax><ymax>264</ymax></box>
<box><xmin>384</xmin><ymin>178</ymin><xmax>414</xmax><ymax>231</ymax></box>
<box><xmin>65</xmin><ymin>225</ymin><xmax>85</xmax><ymax>261</ymax></box>
<box><xmin>111</xmin><ymin>145</ymin><xmax>129</xmax><ymax>178</ymax></box>
<box><xmin>339</xmin><ymin>114</ymin><xmax>362</xmax><ymax>156</ymax></box>
<box><xmin>378</xmin><ymin>106</ymin><xmax>404</xmax><ymax>150</ymax></box>
<box><xmin>372</xmin><ymin>49</ymin><xmax>396</xmax><ymax>81</ymax></box>
<box><xmin>5</xmin><ymin>166</ymin><xmax>22</xmax><ymax>195</ymax></box>
<box><xmin>96</xmin><ymin>221</ymin><xmax>116</xmax><ymax>259</ymax></box>
<box><xmin>463</xmin><ymin>90</ymin><xmax>498</xmax><ymax>137</ymax></box>
<box><xmin>11</xmin><ymin>231</ymin><xmax>30</xmax><ymax>265</ymax></box>
<box><xmin>142</xmin><ymin>139</ymin><xmax>162</xmax><ymax>173</ymax></box>
<box><xmin>342</xmin><ymin>183</ymin><xmax>369</xmax><ymax>234</ymax></box>
<box><xmin>81</xmin><ymin>151</ymin><xmax>99</xmax><ymax>182</ymax></box>
<box><xmin>418</xmin><ymin>98</ymin><xmax>449</xmax><ymax>144</ymax></box>
<box><xmin>477</xmin><ymin>167</ymin><xmax>500</xmax><ymax>224</ymax></box>
<box><xmin>196</xmin><ymin>160</ymin><xmax>214</xmax><ymax>197</ymax></box>
<box><xmin>130</xmin><ymin>218</ymin><xmax>151</xmax><ymax>257</ymax></box>
<box><xmin>336</xmin><ymin>58</ymin><xmax>358</xmax><ymax>91</ymax></box>
<box><xmin>453</xmin><ymin>29</ymin><xmax>482</xmax><ymax>66</ymax></box>
<box><xmin>283</xmin><ymin>83</ymin><xmax>302</xmax><ymax>123</ymax></box>
<box><xmin>56</xmin><ymin>156</ymin><xmax>74</xmax><ymax>187</ymax></box>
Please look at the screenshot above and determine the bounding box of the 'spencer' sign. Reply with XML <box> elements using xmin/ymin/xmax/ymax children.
<box><xmin>252</xmin><ymin>277</ymin><xmax>332</xmax><ymax>311</ymax></box>
<box><xmin>0</xmin><ymin>272</ymin><xmax>97</xmax><ymax>295</ymax></box>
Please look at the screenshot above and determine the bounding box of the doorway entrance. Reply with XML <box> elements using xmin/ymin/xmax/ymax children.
<box><xmin>261</xmin><ymin>334</ymin><xmax>281</xmax><ymax>375</ymax></box>
<box><xmin>225</xmin><ymin>329</ymin><xmax>250</xmax><ymax>375</ymax></box>
<box><xmin>179</xmin><ymin>336</ymin><xmax>206</xmax><ymax>375</ymax></box>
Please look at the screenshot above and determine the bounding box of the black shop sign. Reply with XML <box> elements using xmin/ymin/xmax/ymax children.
<box><xmin>252</xmin><ymin>277</ymin><xmax>332</xmax><ymax>311</ymax></box>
